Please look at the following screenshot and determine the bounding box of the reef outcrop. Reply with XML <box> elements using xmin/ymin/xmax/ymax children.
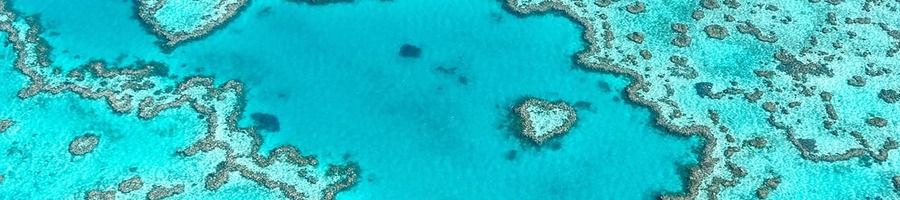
<box><xmin>514</xmin><ymin>98</ymin><xmax>577</xmax><ymax>144</ymax></box>
<box><xmin>506</xmin><ymin>0</ymin><xmax>900</xmax><ymax>198</ymax></box>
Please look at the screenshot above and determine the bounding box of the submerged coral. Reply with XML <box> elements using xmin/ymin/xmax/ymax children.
<box><xmin>507</xmin><ymin>0</ymin><xmax>900</xmax><ymax>198</ymax></box>
<box><xmin>0</xmin><ymin>1</ymin><xmax>357</xmax><ymax>199</ymax></box>
<box><xmin>514</xmin><ymin>98</ymin><xmax>577</xmax><ymax>144</ymax></box>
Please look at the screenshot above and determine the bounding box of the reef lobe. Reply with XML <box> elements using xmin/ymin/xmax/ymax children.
<box><xmin>118</xmin><ymin>176</ymin><xmax>144</xmax><ymax>194</ymax></box>
<box><xmin>68</xmin><ymin>133</ymin><xmax>100</xmax><ymax>156</ymax></box>
<box><xmin>514</xmin><ymin>98</ymin><xmax>577</xmax><ymax>144</ymax></box>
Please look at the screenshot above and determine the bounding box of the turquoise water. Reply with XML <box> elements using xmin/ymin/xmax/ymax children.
<box><xmin>1</xmin><ymin>0</ymin><xmax>702</xmax><ymax>199</ymax></box>
<box><xmin>16</xmin><ymin>0</ymin><xmax>900</xmax><ymax>199</ymax></box>
<box><xmin>177</xmin><ymin>1</ymin><xmax>700</xmax><ymax>199</ymax></box>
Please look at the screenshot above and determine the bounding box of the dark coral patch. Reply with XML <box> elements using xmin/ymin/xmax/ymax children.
<box><xmin>505</xmin><ymin>150</ymin><xmax>517</xmax><ymax>161</ymax></box>
<box><xmin>798</xmin><ymin>138</ymin><xmax>818</xmax><ymax>153</ymax></box>
<box><xmin>457</xmin><ymin>76</ymin><xmax>469</xmax><ymax>85</ymax></box>
<box><xmin>597</xmin><ymin>81</ymin><xmax>612</xmax><ymax>92</ymax></box>
<box><xmin>399</xmin><ymin>44</ymin><xmax>422</xmax><ymax>58</ymax></box>
<box><xmin>151</xmin><ymin>64</ymin><xmax>169</xmax><ymax>77</ymax></box>
<box><xmin>573</xmin><ymin>101</ymin><xmax>592</xmax><ymax>110</ymax></box>
<box><xmin>435</xmin><ymin>66</ymin><xmax>457</xmax><ymax>75</ymax></box>
<box><xmin>251</xmin><ymin>112</ymin><xmax>281</xmax><ymax>132</ymax></box>
<box><xmin>879</xmin><ymin>89</ymin><xmax>900</xmax><ymax>103</ymax></box>
<box><xmin>694</xmin><ymin>82</ymin><xmax>714</xmax><ymax>98</ymax></box>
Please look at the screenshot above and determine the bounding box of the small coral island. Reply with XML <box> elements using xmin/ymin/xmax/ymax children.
<box><xmin>514</xmin><ymin>98</ymin><xmax>577</xmax><ymax>144</ymax></box>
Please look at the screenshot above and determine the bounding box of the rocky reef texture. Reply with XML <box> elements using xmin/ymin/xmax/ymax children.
<box><xmin>0</xmin><ymin>1</ymin><xmax>356</xmax><ymax>199</ymax></box>
<box><xmin>514</xmin><ymin>98</ymin><xmax>577</xmax><ymax>144</ymax></box>
<box><xmin>146</xmin><ymin>184</ymin><xmax>184</xmax><ymax>200</ymax></box>
<box><xmin>0</xmin><ymin>119</ymin><xmax>12</xmax><ymax>133</ymax></box>
<box><xmin>68</xmin><ymin>133</ymin><xmax>100</xmax><ymax>156</ymax></box>
<box><xmin>118</xmin><ymin>176</ymin><xmax>144</xmax><ymax>194</ymax></box>
<box><xmin>136</xmin><ymin>0</ymin><xmax>248</xmax><ymax>48</ymax></box>
<box><xmin>136</xmin><ymin>0</ymin><xmax>356</xmax><ymax>50</ymax></box>
<box><xmin>507</xmin><ymin>0</ymin><xmax>900</xmax><ymax>199</ymax></box>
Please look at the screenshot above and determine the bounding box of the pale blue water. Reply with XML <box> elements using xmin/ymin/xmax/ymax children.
<box><xmin>2</xmin><ymin>0</ymin><xmax>700</xmax><ymax>199</ymax></box>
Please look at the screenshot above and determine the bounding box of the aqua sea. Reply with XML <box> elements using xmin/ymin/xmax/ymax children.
<box><xmin>3</xmin><ymin>0</ymin><xmax>699</xmax><ymax>199</ymax></box>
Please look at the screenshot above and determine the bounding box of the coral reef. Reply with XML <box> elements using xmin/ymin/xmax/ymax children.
<box><xmin>0</xmin><ymin>1</ymin><xmax>357</xmax><ymax>199</ymax></box>
<box><xmin>506</xmin><ymin>0</ymin><xmax>900</xmax><ymax>198</ymax></box>
<box><xmin>68</xmin><ymin>133</ymin><xmax>100</xmax><ymax>156</ymax></box>
<box><xmin>514</xmin><ymin>98</ymin><xmax>577</xmax><ymax>144</ymax></box>
<box><xmin>136</xmin><ymin>0</ymin><xmax>248</xmax><ymax>48</ymax></box>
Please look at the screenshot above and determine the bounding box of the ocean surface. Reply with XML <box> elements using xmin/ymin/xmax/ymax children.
<box><xmin>0</xmin><ymin>0</ymin><xmax>702</xmax><ymax>199</ymax></box>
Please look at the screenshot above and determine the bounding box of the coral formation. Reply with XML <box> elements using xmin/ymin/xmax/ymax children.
<box><xmin>514</xmin><ymin>98</ymin><xmax>577</xmax><ymax>144</ymax></box>
<box><xmin>506</xmin><ymin>0</ymin><xmax>900</xmax><ymax>198</ymax></box>
<box><xmin>0</xmin><ymin>1</ymin><xmax>357</xmax><ymax>199</ymax></box>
